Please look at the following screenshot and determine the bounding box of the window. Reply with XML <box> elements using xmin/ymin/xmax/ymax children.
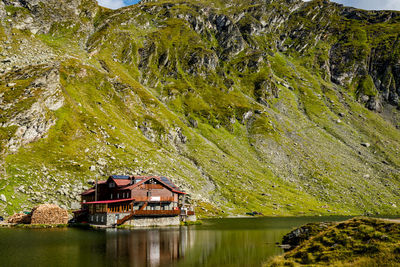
<box><xmin>117</xmin><ymin>193</ymin><xmax>119</xmax><ymax>199</ymax></box>
<box><xmin>122</xmin><ymin>192</ymin><xmax>125</xmax><ymax>198</ymax></box>
<box><xmin>109</xmin><ymin>182</ymin><xmax>115</xmax><ymax>188</ymax></box>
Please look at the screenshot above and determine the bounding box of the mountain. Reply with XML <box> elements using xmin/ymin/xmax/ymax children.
<box><xmin>0</xmin><ymin>0</ymin><xmax>400</xmax><ymax>217</ymax></box>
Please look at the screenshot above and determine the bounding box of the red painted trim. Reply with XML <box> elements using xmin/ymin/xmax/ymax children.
<box><xmin>82</xmin><ymin>198</ymin><xmax>135</xmax><ymax>204</ymax></box>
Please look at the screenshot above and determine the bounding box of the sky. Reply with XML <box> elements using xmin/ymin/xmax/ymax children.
<box><xmin>97</xmin><ymin>0</ymin><xmax>400</xmax><ymax>11</ymax></box>
<box><xmin>97</xmin><ymin>0</ymin><xmax>138</xmax><ymax>9</ymax></box>
<box><xmin>304</xmin><ymin>0</ymin><xmax>400</xmax><ymax>10</ymax></box>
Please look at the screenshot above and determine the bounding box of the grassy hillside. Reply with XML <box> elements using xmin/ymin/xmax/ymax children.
<box><xmin>0</xmin><ymin>0</ymin><xmax>400</xmax><ymax>217</ymax></box>
<box><xmin>269</xmin><ymin>217</ymin><xmax>400</xmax><ymax>266</ymax></box>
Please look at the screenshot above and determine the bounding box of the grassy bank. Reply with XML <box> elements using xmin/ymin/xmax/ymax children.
<box><xmin>268</xmin><ymin>217</ymin><xmax>400</xmax><ymax>266</ymax></box>
<box><xmin>0</xmin><ymin>223</ymin><xmax>68</xmax><ymax>229</ymax></box>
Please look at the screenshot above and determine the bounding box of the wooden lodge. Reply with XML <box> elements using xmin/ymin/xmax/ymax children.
<box><xmin>74</xmin><ymin>175</ymin><xmax>195</xmax><ymax>226</ymax></box>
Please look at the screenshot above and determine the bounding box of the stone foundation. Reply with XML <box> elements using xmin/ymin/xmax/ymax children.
<box><xmin>89</xmin><ymin>213</ymin><xmax>196</xmax><ymax>227</ymax></box>
<box><xmin>123</xmin><ymin>216</ymin><xmax>180</xmax><ymax>227</ymax></box>
<box><xmin>186</xmin><ymin>215</ymin><xmax>197</xmax><ymax>222</ymax></box>
<box><xmin>89</xmin><ymin>213</ymin><xmax>130</xmax><ymax>226</ymax></box>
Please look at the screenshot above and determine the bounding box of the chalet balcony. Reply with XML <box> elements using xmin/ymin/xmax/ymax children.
<box><xmin>134</xmin><ymin>196</ymin><xmax>175</xmax><ymax>202</ymax></box>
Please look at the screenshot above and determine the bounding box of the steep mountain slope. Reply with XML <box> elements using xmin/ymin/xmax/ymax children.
<box><xmin>0</xmin><ymin>0</ymin><xmax>400</xmax><ymax>217</ymax></box>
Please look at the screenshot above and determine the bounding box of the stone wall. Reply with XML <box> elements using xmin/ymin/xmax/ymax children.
<box><xmin>89</xmin><ymin>213</ymin><xmax>130</xmax><ymax>225</ymax></box>
<box><xmin>186</xmin><ymin>215</ymin><xmax>197</xmax><ymax>222</ymax></box>
<box><xmin>124</xmin><ymin>216</ymin><xmax>180</xmax><ymax>227</ymax></box>
<box><xmin>88</xmin><ymin>213</ymin><xmax>107</xmax><ymax>225</ymax></box>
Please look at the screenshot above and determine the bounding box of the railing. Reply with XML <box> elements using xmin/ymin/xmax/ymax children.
<box><xmin>144</xmin><ymin>184</ymin><xmax>164</xmax><ymax>189</ymax></box>
<box><xmin>117</xmin><ymin>212</ymin><xmax>134</xmax><ymax>225</ymax></box>
<box><xmin>134</xmin><ymin>196</ymin><xmax>174</xmax><ymax>202</ymax></box>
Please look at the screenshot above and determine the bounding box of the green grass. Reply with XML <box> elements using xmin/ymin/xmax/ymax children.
<box><xmin>0</xmin><ymin>223</ymin><xmax>68</xmax><ymax>229</ymax></box>
<box><xmin>1</xmin><ymin>0</ymin><xmax>400</xmax><ymax>219</ymax></box>
<box><xmin>268</xmin><ymin>218</ymin><xmax>400</xmax><ymax>266</ymax></box>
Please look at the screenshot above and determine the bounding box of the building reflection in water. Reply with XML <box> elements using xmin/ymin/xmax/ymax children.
<box><xmin>105</xmin><ymin>227</ymin><xmax>192</xmax><ymax>267</ymax></box>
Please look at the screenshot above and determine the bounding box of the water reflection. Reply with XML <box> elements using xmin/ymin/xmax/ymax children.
<box><xmin>105</xmin><ymin>227</ymin><xmax>192</xmax><ymax>267</ymax></box>
<box><xmin>0</xmin><ymin>216</ymin><xmax>354</xmax><ymax>267</ymax></box>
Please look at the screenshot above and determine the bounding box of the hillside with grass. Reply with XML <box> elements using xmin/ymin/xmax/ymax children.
<box><xmin>269</xmin><ymin>218</ymin><xmax>400</xmax><ymax>266</ymax></box>
<box><xmin>0</xmin><ymin>0</ymin><xmax>400</xmax><ymax>217</ymax></box>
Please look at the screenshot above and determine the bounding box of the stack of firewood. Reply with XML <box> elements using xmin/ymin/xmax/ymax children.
<box><xmin>6</xmin><ymin>213</ymin><xmax>31</xmax><ymax>224</ymax></box>
<box><xmin>6</xmin><ymin>204</ymin><xmax>69</xmax><ymax>225</ymax></box>
<box><xmin>30</xmin><ymin>204</ymin><xmax>69</xmax><ymax>224</ymax></box>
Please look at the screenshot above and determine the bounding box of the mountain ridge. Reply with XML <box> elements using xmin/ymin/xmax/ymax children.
<box><xmin>0</xmin><ymin>0</ymin><xmax>400</xmax><ymax>217</ymax></box>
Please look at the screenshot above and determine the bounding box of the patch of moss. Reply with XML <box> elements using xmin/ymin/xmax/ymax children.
<box><xmin>357</xmin><ymin>75</ymin><xmax>378</xmax><ymax>97</ymax></box>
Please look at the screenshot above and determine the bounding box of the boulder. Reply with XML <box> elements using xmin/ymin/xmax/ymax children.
<box><xmin>281</xmin><ymin>222</ymin><xmax>334</xmax><ymax>251</ymax></box>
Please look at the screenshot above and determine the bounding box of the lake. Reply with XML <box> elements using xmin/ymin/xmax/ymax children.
<box><xmin>0</xmin><ymin>216</ymin><xmax>352</xmax><ymax>267</ymax></box>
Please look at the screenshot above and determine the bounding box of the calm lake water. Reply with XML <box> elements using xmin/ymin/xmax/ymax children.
<box><xmin>0</xmin><ymin>216</ymin><xmax>352</xmax><ymax>267</ymax></box>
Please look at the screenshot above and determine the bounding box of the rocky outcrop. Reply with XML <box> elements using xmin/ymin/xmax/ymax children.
<box><xmin>281</xmin><ymin>222</ymin><xmax>334</xmax><ymax>251</ymax></box>
<box><xmin>1</xmin><ymin>0</ymin><xmax>99</xmax><ymax>35</ymax></box>
<box><xmin>1</xmin><ymin>65</ymin><xmax>64</xmax><ymax>152</ymax></box>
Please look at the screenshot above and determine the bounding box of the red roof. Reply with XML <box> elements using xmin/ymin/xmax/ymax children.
<box><xmin>114</xmin><ymin>179</ymin><xmax>131</xmax><ymax>187</ymax></box>
<box><xmin>82</xmin><ymin>176</ymin><xmax>186</xmax><ymax>197</ymax></box>
<box><xmin>122</xmin><ymin>176</ymin><xmax>186</xmax><ymax>194</ymax></box>
<box><xmin>83</xmin><ymin>198</ymin><xmax>135</xmax><ymax>204</ymax></box>
<box><xmin>81</xmin><ymin>188</ymin><xmax>95</xmax><ymax>195</ymax></box>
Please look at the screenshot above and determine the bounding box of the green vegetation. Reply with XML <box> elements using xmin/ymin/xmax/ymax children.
<box><xmin>1</xmin><ymin>0</ymin><xmax>400</xmax><ymax>219</ymax></box>
<box><xmin>357</xmin><ymin>75</ymin><xmax>378</xmax><ymax>97</ymax></box>
<box><xmin>269</xmin><ymin>218</ymin><xmax>400</xmax><ymax>266</ymax></box>
<box><xmin>180</xmin><ymin>220</ymin><xmax>202</xmax><ymax>226</ymax></box>
<box><xmin>0</xmin><ymin>223</ymin><xmax>68</xmax><ymax>229</ymax></box>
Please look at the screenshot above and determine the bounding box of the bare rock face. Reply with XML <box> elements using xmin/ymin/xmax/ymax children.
<box><xmin>30</xmin><ymin>204</ymin><xmax>69</xmax><ymax>224</ymax></box>
<box><xmin>1</xmin><ymin>65</ymin><xmax>64</xmax><ymax>152</ymax></box>
<box><xmin>0</xmin><ymin>1</ymin><xmax>5</xmax><ymax>18</ymax></box>
<box><xmin>2</xmin><ymin>0</ymin><xmax>99</xmax><ymax>35</ymax></box>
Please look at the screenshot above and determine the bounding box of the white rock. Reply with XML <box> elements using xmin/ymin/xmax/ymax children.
<box><xmin>361</xmin><ymin>143</ymin><xmax>371</xmax><ymax>148</ymax></box>
<box><xmin>97</xmin><ymin>158</ymin><xmax>107</xmax><ymax>166</ymax></box>
<box><xmin>0</xmin><ymin>194</ymin><xmax>6</xmax><ymax>202</ymax></box>
<box><xmin>70</xmin><ymin>201</ymin><xmax>80</xmax><ymax>210</ymax></box>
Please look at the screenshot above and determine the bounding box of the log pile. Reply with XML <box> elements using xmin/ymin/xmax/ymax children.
<box><xmin>6</xmin><ymin>213</ymin><xmax>31</xmax><ymax>224</ymax></box>
<box><xmin>30</xmin><ymin>204</ymin><xmax>69</xmax><ymax>224</ymax></box>
<box><xmin>6</xmin><ymin>204</ymin><xmax>69</xmax><ymax>225</ymax></box>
